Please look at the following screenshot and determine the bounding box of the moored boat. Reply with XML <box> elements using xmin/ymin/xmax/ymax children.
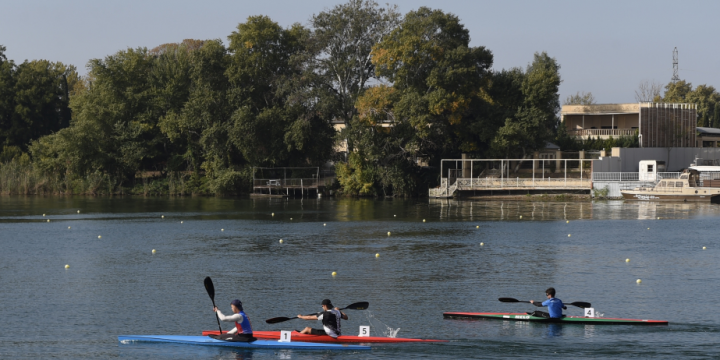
<box><xmin>621</xmin><ymin>169</ymin><xmax>720</xmax><ymax>202</ymax></box>
<box><xmin>118</xmin><ymin>335</ymin><xmax>371</xmax><ymax>350</ymax></box>
<box><xmin>443</xmin><ymin>312</ymin><xmax>668</xmax><ymax>325</ymax></box>
<box><xmin>201</xmin><ymin>330</ymin><xmax>445</xmax><ymax>343</ymax></box>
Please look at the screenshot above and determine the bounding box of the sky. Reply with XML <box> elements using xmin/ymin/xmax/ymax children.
<box><xmin>2</xmin><ymin>0</ymin><xmax>718</xmax><ymax>104</ymax></box>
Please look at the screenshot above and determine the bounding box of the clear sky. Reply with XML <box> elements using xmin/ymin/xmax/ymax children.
<box><xmin>2</xmin><ymin>0</ymin><xmax>718</xmax><ymax>104</ymax></box>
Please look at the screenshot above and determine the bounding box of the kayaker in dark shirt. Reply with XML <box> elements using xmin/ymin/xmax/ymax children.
<box><xmin>297</xmin><ymin>299</ymin><xmax>348</xmax><ymax>338</ymax></box>
<box><xmin>529</xmin><ymin>287</ymin><xmax>565</xmax><ymax>318</ymax></box>
<box><xmin>209</xmin><ymin>299</ymin><xmax>256</xmax><ymax>342</ymax></box>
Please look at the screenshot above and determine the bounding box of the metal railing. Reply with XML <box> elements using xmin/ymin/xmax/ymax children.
<box><xmin>253</xmin><ymin>178</ymin><xmax>319</xmax><ymax>187</ymax></box>
<box><xmin>569</xmin><ymin>129</ymin><xmax>636</xmax><ymax>137</ymax></box>
<box><xmin>591</xmin><ymin>172</ymin><xmax>640</xmax><ymax>181</ymax></box>
<box><xmin>455</xmin><ymin>177</ymin><xmax>591</xmax><ymax>189</ymax></box>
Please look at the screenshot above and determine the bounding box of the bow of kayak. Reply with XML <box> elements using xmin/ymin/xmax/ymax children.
<box><xmin>118</xmin><ymin>335</ymin><xmax>371</xmax><ymax>350</ymax></box>
<box><xmin>201</xmin><ymin>330</ymin><xmax>446</xmax><ymax>343</ymax></box>
<box><xmin>443</xmin><ymin>312</ymin><xmax>668</xmax><ymax>325</ymax></box>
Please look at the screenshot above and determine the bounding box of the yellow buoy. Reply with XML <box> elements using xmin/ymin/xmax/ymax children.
<box><xmin>476</xmin><ymin>226</ymin><xmax>479</xmax><ymax>229</ymax></box>
<box><xmin>47</xmin><ymin>219</ymin><xmax>50</xmax><ymax>222</ymax></box>
<box><xmin>98</xmin><ymin>235</ymin><xmax>101</xmax><ymax>239</ymax></box>
<box><xmin>180</xmin><ymin>221</ymin><xmax>183</xmax><ymax>224</ymax></box>
<box><xmin>566</xmin><ymin>220</ymin><xmax>569</xmax><ymax>223</ymax></box>
<box><xmin>387</xmin><ymin>232</ymin><xmax>391</xmax><ymax>236</ymax></box>
<box><xmin>568</xmin><ymin>234</ymin><xmax>571</xmax><ymax>237</ymax></box>
<box><xmin>375</xmin><ymin>253</ymin><xmax>379</xmax><ymax>258</ymax></box>
<box><xmin>68</xmin><ymin>226</ymin><xmax>71</xmax><ymax>229</ymax></box>
<box><xmin>519</xmin><ymin>215</ymin><xmax>522</xmax><ymax>219</ymax></box>
<box><xmin>394</xmin><ymin>215</ymin><xmax>396</xmax><ymax>217</ymax></box>
<box><xmin>423</xmin><ymin>219</ymin><xmax>426</xmax><ymax>222</ymax></box>
<box><xmin>636</xmin><ymin>279</ymin><xmax>642</xmax><ymax>284</ymax></box>
<box><xmin>480</xmin><ymin>242</ymin><xmax>484</xmax><ymax>246</ymax></box>
<box><xmin>152</xmin><ymin>249</ymin><xmax>156</xmax><ymax>254</ymax></box>
<box><xmin>703</xmin><ymin>246</ymin><xmax>707</xmax><ymax>250</ymax></box>
<box><xmin>43</xmin><ymin>214</ymin><xmax>45</xmax><ymax>216</ymax></box>
<box><xmin>161</xmin><ymin>215</ymin><xmax>164</xmax><ymax>218</ymax></box>
<box><xmin>323</xmin><ymin>223</ymin><xmax>326</xmax><ymax>226</ymax></box>
<box><xmin>647</xmin><ymin>228</ymin><xmax>650</xmax><ymax>230</ymax></box>
<box><xmin>64</xmin><ymin>264</ymin><xmax>69</xmax><ymax>269</ymax></box>
<box><xmin>271</xmin><ymin>213</ymin><xmax>275</xmax><ymax>216</ymax></box>
<box><xmin>332</xmin><ymin>271</ymin><xmax>337</xmax><ymax>276</ymax></box>
<box><xmin>221</xmin><ymin>229</ymin><xmax>224</xmax><ymax>231</ymax></box>
<box><xmin>77</xmin><ymin>210</ymin><xmax>80</xmax><ymax>214</ymax></box>
<box><xmin>290</xmin><ymin>218</ymin><xmax>293</xmax><ymax>220</ymax></box>
<box><xmin>279</xmin><ymin>239</ymin><xmax>283</xmax><ymax>244</ymax></box>
<box><xmin>657</xmin><ymin>217</ymin><xmax>660</xmax><ymax>219</ymax></box>
<box><xmin>625</xmin><ymin>258</ymin><xmax>630</xmax><ymax>262</ymax></box>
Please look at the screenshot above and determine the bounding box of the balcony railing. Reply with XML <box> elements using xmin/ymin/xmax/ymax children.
<box><xmin>568</xmin><ymin>129</ymin><xmax>636</xmax><ymax>137</ymax></box>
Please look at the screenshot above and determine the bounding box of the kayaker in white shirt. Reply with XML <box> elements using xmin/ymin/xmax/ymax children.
<box><xmin>210</xmin><ymin>299</ymin><xmax>256</xmax><ymax>342</ymax></box>
<box><xmin>297</xmin><ymin>299</ymin><xmax>348</xmax><ymax>338</ymax></box>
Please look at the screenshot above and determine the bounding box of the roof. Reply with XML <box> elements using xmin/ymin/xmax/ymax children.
<box><xmin>697</xmin><ymin>127</ymin><xmax>720</xmax><ymax>135</ymax></box>
<box><xmin>545</xmin><ymin>141</ymin><xmax>560</xmax><ymax>150</ymax></box>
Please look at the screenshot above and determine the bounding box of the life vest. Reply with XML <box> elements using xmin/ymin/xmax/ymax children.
<box><xmin>320</xmin><ymin>309</ymin><xmax>341</xmax><ymax>336</ymax></box>
<box><xmin>235</xmin><ymin>311</ymin><xmax>253</xmax><ymax>334</ymax></box>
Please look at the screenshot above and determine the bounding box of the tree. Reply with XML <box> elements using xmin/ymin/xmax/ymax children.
<box><xmin>661</xmin><ymin>80</ymin><xmax>693</xmax><ymax>103</ymax></box>
<box><xmin>2</xmin><ymin>59</ymin><xmax>76</xmax><ymax>150</ymax></box>
<box><xmin>492</xmin><ymin>52</ymin><xmax>562</xmax><ymax>159</ymax></box>
<box><xmin>304</xmin><ymin>0</ymin><xmax>401</xmax><ymax>124</ymax></box>
<box><xmin>685</xmin><ymin>84</ymin><xmax>720</xmax><ymax>127</ymax></box>
<box><xmin>635</xmin><ymin>80</ymin><xmax>663</xmax><ymax>102</ymax></box>
<box><xmin>564</xmin><ymin>91</ymin><xmax>595</xmax><ymax>105</ymax></box>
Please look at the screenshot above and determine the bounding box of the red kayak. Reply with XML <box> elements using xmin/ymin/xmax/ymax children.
<box><xmin>201</xmin><ymin>330</ymin><xmax>445</xmax><ymax>343</ymax></box>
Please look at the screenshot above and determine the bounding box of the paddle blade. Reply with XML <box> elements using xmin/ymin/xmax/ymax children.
<box><xmin>343</xmin><ymin>302</ymin><xmax>369</xmax><ymax>311</ymax></box>
<box><xmin>265</xmin><ymin>316</ymin><xmax>298</xmax><ymax>324</ymax></box>
<box><xmin>498</xmin><ymin>297</ymin><xmax>520</xmax><ymax>303</ymax></box>
<box><xmin>204</xmin><ymin>277</ymin><xmax>215</xmax><ymax>301</ymax></box>
<box><xmin>568</xmin><ymin>301</ymin><xmax>591</xmax><ymax>309</ymax></box>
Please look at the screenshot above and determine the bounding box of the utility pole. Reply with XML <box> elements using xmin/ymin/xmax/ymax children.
<box><xmin>671</xmin><ymin>47</ymin><xmax>679</xmax><ymax>83</ymax></box>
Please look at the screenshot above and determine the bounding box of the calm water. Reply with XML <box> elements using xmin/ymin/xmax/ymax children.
<box><xmin>1</xmin><ymin>196</ymin><xmax>719</xmax><ymax>359</ymax></box>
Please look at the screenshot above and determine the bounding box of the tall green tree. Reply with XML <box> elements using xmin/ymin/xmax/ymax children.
<box><xmin>304</xmin><ymin>0</ymin><xmax>401</xmax><ymax>125</ymax></box>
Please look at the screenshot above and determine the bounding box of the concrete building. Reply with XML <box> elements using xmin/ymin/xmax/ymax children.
<box><xmin>561</xmin><ymin>102</ymin><xmax>697</xmax><ymax>147</ymax></box>
<box><xmin>697</xmin><ymin>127</ymin><xmax>720</xmax><ymax>148</ymax></box>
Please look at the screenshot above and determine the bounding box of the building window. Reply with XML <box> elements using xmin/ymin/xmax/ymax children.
<box><xmin>647</xmin><ymin>165</ymin><xmax>653</xmax><ymax>172</ymax></box>
<box><xmin>703</xmin><ymin>141</ymin><xmax>716</xmax><ymax>147</ymax></box>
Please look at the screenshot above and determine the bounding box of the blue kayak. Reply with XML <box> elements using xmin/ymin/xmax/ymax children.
<box><xmin>118</xmin><ymin>335</ymin><xmax>370</xmax><ymax>351</ymax></box>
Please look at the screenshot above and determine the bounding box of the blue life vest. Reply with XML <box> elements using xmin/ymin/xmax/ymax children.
<box><xmin>235</xmin><ymin>311</ymin><xmax>253</xmax><ymax>334</ymax></box>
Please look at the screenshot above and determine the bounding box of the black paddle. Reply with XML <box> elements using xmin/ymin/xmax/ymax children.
<box><xmin>265</xmin><ymin>301</ymin><xmax>370</xmax><ymax>324</ymax></box>
<box><xmin>204</xmin><ymin>276</ymin><xmax>223</xmax><ymax>334</ymax></box>
<box><xmin>499</xmin><ymin>297</ymin><xmax>591</xmax><ymax>309</ymax></box>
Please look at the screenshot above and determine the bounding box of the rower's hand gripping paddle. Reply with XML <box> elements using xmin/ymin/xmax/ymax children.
<box><xmin>498</xmin><ymin>297</ymin><xmax>591</xmax><ymax>309</ymax></box>
<box><xmin>265</xmin><ymin>302</ymin><xmax>369</xmax><ymax>324</ymax></box>
<box><xmin>204</xmin><ymin>276</ymin><xmax>223</xmax><ymax>334</ymax></box>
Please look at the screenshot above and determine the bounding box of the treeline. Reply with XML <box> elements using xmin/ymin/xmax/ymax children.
<box><xmin>0</xmin><ymin>1</ymin><xmax>567</xmax><ymax>197</ymax></box>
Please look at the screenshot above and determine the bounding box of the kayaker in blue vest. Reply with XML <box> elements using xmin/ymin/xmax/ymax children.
<box><xmin>297</xmin><ymin>299</ymin><xmax>348</xmax><ymax>338</ymax></box>
<box><xmin>529</xmin><ymin>287</ymin><xmax>565</xmax><ymax>318</ymax></box>
<box><xmin>211</xmin><ymin>299</ymin><xmax>256</xmax><ymax>342</ymax></box>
